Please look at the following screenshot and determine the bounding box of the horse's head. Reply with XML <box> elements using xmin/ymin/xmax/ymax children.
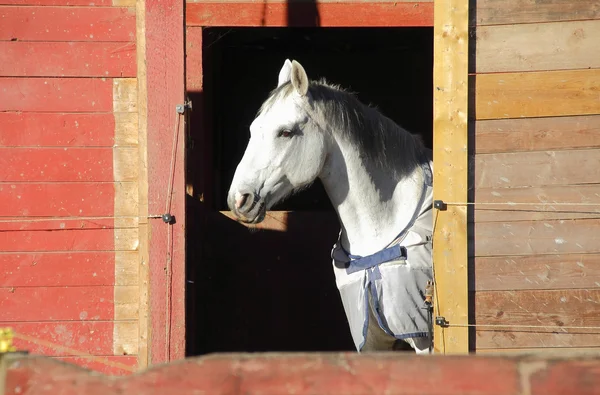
<box><xmin>227</xmin><ymin>59</ymin><xmax>327</xmax><ymax>224</ymax></box>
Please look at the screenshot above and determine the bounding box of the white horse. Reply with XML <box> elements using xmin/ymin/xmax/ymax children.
<box><xmin>227</xmin><ymin>59</ymin><xmax>434</xmax><ymax>354</ymax></box>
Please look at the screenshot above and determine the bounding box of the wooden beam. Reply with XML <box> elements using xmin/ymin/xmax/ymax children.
<box><xmin>432</xmin><ymin>0</ymin><xmax>469</xmax><ymax>353</ymax></box>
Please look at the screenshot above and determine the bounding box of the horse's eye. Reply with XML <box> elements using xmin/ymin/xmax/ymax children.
<box><xmin>278</xmin><ymin>129</ymin><xmax>293</xmax><ymax>138</ymax></box>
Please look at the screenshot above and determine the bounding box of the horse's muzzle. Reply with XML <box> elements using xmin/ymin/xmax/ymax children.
<box><xmin>228</xmin><ymin>191</ymin><xmax>266</xmax><ymax>224</ymax></box>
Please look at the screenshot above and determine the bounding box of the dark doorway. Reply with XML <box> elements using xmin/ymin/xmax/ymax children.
<box><xmin>186</xmin><ymin>27</ymin><xmax>433</xmax><ymax>356</ymax></box>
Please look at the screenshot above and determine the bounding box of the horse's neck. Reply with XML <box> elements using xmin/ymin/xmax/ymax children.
<box><xmin>320</xmin><ymin>134</ymin><xmax>426</xmax><ymax>257</ymax></box>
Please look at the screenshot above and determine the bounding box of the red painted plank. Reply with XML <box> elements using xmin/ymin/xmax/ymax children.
<box><xmin>55</xmin><ymin>356</ymin><xmax>137</xmax><ymax>376</ymax></box>
<box><xmin>0</xmin><ymin>42</ymin><xmax>136</xmax><ymax>77</ymax></box>
<box><xmin>1</xmin><ymin>253</ymin><xmax>115</xmax><ymax>287</ymax></box>
<box><xmin>0</xmin><ymin>7</ymin><xmax>135</xmax><ymax>42</ymax></box>
<box><xmin>0</xmin><ymin>0</ymin><xmax>111</xmax><ymax>6</ymax></box>
<box><xmin>0</xmin><ymin>148</ymin><xmax>113</xmax><ymax>182</ymax></box>
<box><xmin>0</xmin><ymin>183</ymin><xmax>114</xmax><ymax>216</ymax></box>
<box><xmin>0</xmin><ymin>113</ymin><xmax>116</xmax><ymax>147</ymax></box>
<box><xmin>0</xmin><ymin>78</ymin><xmax>113</xmax><ymax>112</ymax></box>
<box><xmin>0</xmin><ymin>219</ymin><xmax>117</xmax><ymax>252</ymax></box>
<box><xmin>0</xmin><ymin>286</ymin><xmax>114</xmax><ymax>321</ymax></box>
<box><xmin>2</xmin><ymin>321</ymin><xmax>115</xmax><ymax>356</ymax></box>
<box><xmin>186</xmin><ymin>2</ymin><xmax>434</xmax><ymax>27</ymax></box>
<box><xmin>147</xmin><ymin>0</ymin><xmax>186</xmax><ymax>364</ymax></box>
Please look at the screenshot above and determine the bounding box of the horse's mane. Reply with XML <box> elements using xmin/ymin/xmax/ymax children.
<box><xmin>259</xmin><ymin>78</ymin><xmax>428</xmax><ymax>179</ymax></box>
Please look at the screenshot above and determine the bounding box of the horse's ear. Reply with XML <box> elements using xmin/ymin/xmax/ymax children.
<box><xmin>278</xmin><ymin>59</ymin><xmax>293</xmax><ymax>87</ymax></box>
<box><xmin>290</xmin><ymin>60</ymin><xmax>309</xmax><ymax>96</ymax></box>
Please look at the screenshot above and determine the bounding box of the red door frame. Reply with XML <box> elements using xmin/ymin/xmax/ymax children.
<box><xmin>146</xmin><ymin>0</ymin><xmax>433</xmax><ymax>365</ymax></box>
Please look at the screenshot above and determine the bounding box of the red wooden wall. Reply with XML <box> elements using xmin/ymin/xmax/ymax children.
<box><xmin>0</xmin><ymin>0</ymin><xmax>141</xmax><ymax>375</ymax></box>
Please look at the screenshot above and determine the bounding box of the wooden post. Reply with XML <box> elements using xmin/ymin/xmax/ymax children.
<box><xmin>432</xmin><ymin>0</ymin><xmax>470</xmax><ymax>353</ymax></box>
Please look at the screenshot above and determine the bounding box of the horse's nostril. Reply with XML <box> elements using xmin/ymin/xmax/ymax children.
<box><xmin>234</xmin><ymin>192</ymin><xmax>251</xmax><ymax>210</ymax></box>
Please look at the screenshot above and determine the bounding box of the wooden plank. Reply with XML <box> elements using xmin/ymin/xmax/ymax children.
<box><xmin>473</xmin><ymin>184</ymin><xmax>600</xmax><ymax>222</ymax></box>
<box><xmin>471</xmin><ymin>0</ymin><xmax>600</xmax><ymax>26</ymax></box>
<box><xmin>146</xmin><ymin>0</ymin><xmax>186</xmax><ymax>364</ymax></box>
<box><xmin>473</xmin><ymin>218</ymin><xmax>600</xmax><ymax>257</ymax></box>
<box><xmin>186</xmin><ymin>2</ymin><xmax>433</xmax><ymax>27</ymax></box>
<box><xmin>0</xmin><ymin>0</ymin><xmax>111</xmax><ymax>5</ymax></box>
<box><xmin>474</xmin><ymin>69</ymin><xmax>600</xmax><ymax>120</ymax></box>
<box><xmin>475</xmin><ymin>20</ymin><xmax>600</xmax><ymax>74</ymax></box>
<box><xmin>113</xmin><ymin>79</ymin><xmax>137</xmax><ymax>112</ymax></box>
<box><xmin>1</xmin><ymin>252</ymin><xmax>138</xmax><ymax>287</ymax></box>
<box><xmin>0</xmin><ymin>42</ymin><xmax>136</xmax><ymax>77</ymax></box>
<box><xmin>0</xmin><ymin>6</ymin><xmax>135</xmax><ymax>42</ymax></box>
<box><xmin>433</xmin><ymin>0</ymin><xmax>469</xmax><ymax>354</ymax></box>
<box><xmin>0</xmin><ymin>78</ymin><xmax>113</xmax><ymax>113</ymax></box>
<box><xmin>0</xmin><ymin>147</ymin><xmax>138</xmax><ymax>182</ymax></box>
<box><xmin>54</xmin><ymin>356</ymin><xmax>137</xmax><ymax>376</ymax></box>
<box><xmin>474</xmin><ymin>115</ymin><xmax>600</xmax><ymax>154</ymax></box>
<box><xmin>473</xmin><ymin>254</ymin><xmax>600</xmax><ymax>291</ymax></box>
<box><xmin>475</xmin><ymin>149</ymin><xmax>600</xmax><ymax>189</ymax></box>
<box><xmin>0</xmin><ymin>113</ymin><xmax>116</xmax><ymax>147</ymax></box>
<box><xmin>136</xmin><ymin>0</ymin><xmax>150</xmax><ymax>368</ymax></box>
<box><xmin>185</xmin><ymin>27</ymin><xmax>202</xmax><ymax>92</ymax></box>
<box><xmin>3</xmin><ymin>321</ymin><xmax>117</xmax><ymax>356</ymax></box>
<box><xmin>475</xmin><ymin>289</ymin><xmax>600</xmax><ymax>329</ymax></box>
<box><xmin>476</xmin><ymin>329</ymin><xmax>600</xmax><ymax>350</ymax></box>
<box><xmin>0</xmin><ymin>219</ymin><xmax>138</xmax><ymax>252</ymax></box>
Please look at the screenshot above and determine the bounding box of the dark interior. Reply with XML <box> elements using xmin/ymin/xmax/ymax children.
<box><xmin>185</xmin><ymin>27</ymin><xmax>433</xmax><ymax>356</ymax></box>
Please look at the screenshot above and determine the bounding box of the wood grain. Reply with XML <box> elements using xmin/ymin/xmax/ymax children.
<box><xmin>474</xmin><ymin>149</ymin><xmax>600</xmax><ymax>189</ymax></box>
<box><xmin>476</xmin><ymin>329</ymin><xmax>600</xmax><ymax>350</ymax></box>
<box><xmin>473</xmin><ymin>254</ymin><xmax>600</xmax><ymax>291</ymax></box>
<box><xmin>55</xmin><ymin>356</ymin><xmax>137</xmax><ymax>375</ymax></box>
<box><xmin>473</xmin><ymin>218</ymin><xmax>600</xmax><ymax>257</ymax></box>
<box><xmin>0</xmin><ymin>147</ymin><xmax>139</xmax><ymax>182</ymax></box>
<box><xmin>475</xmin><ymin>20</ymin><xmax>600</xmax><ymax>73</ymax></box>
<box><xmin>475</xmin><ymin>289</ymin><xmax>600</xmax><ymax>328</ymax></box>
<box><xmin>471</xmin><ymin>0</ymin><xmax>600</xmax><ymax>26</ymax></box>
<box><xmin>0</xmin><ymin>6</ymin><xmax>135</xmax><ymax>42</ymax></box>
<box><xmin>474</xmin><ymin>69</ymin><xmax>600</xmax><ymax>120</ymax></box>
<box><xmin>0</xmin><ymin>42</ymin><xmax>136</xmax><ymax>77</ymax></box>
<box><xmin>186</xmin><ymin>2</ymin><xmax>433</xmax><ymax>27</ymax></box>
<box><xmin>473</xmin><ymin>184</ymin><xmax>600</xmax><ymax>222</ymax></box>
<box><xmin>0</xmin><ymin>219</ymin><xmax>138</xmax><ymax>252</ymax></box>
<box><xmin>185</xmin><ymin>27</ymin><xmax>203</xmax><ymax>92</ymax></box>
<box><xmin>0</xmin><ymin>113</ymin><xmax>118</xmax><ymax>147</ymax></box>
<box><xmin>474</xmin><ymin>115</ymin><xmax>600</xmax><ymax>154</ymax></box>
<box><xmin>0</xmin><ymin>78</ymin><xmax>113</xmax><ymax>112</ymax></box>
<box><xmin>433</xmin><ymin>0</ymin><xmax>469</xmax><ymax>354</ymax></box>
<box><xmin>0</xmin><ymin>0</ymin><xmax>111</xmax><ymax>5</ymax></box>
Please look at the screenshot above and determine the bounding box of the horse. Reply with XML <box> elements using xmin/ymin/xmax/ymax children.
<box><xmin>226</xmin><ymin>59</ymin><xmax>434</xmax><ymax>354</ymax></box>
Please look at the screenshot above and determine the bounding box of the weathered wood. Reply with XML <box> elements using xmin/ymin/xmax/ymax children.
<box><xmin>0</xmin><ymin>113</ymin><xmax>119</xmax><ymax>147</ymax></box>
<box><xmin>146</xmin><ymin>0</ymin><xmax>186</xmax><ymax>363</ymax></box>
<box><xmin>475</xmin><ymin>289</ymin><xmax>600</xmax><ymax>329</ymax></box>
<box><xmin>473</xmin><ymin>254</ymin><xmax>600</xmax><ymax>291</ymax></box>
<box><xmin>433</xmin><ymin>0</ymin><xmax>469</xmax><ymax>354</ymax></box>
<box><xmin>185</xmin><ymin>27</ymin><xmax>203</xmax><ymax>92</ymax></box>
<box><xmin>474</xmin><ymin>149</ymin><xmax>600</xmax><ymax>189</ymax></box>
<box><xmin>476</xmin><ymin>330</ymin><xmax>600</xmax><ymax>350</ymax></box>
<box><xmin>474</xmin><ymin>69</ymin><xmax>600</xmax><ymax>120</ymax></box>
<box><xmin>0</xmin><ymin>286</ymin><xmax>137</xmax><ymax>321</ymax></box>
<box><xmin>475</xmin><ymin>20</ymin><xmax>600</xmax><ymax>73</ymax></box>
<box><xmin>186</xmin><ymin>2</ymin><xmax>433</xmax><ymax>27</ymax></box>
<box><xmin>0</xmin><ymin>321</ymin><xmax>133</xmax><ymax>356</ymax></box>
<box><xmin>54</xmin><ymin>356</ymin><xmax>138</xmax><ymax>376</ymax></box>
<box><xmin>474</xmin><ymin>115</ymin><xmax>600</xmax><ymax>154</ymax></box>
<box><xmin>0</xmin><ymin>219</ymin><xmax>138</xmax><ymax>252</ymax></box>
<box><xmin>0</xmin><ymin>147</ymin><xmax>137</xmax><ymax>182</ymax></box>
<box><xmin>473</xmin><ymin>184</ymin><xmax>600</xmax><ymax>222</ymax></box>
<box><xmin>473</xmin><ymin>218</ymin><xmax>600</xmax><ymax>257</ymax></box>
<box><xmin>0</xmin><ymin>42</ymin><xmax>136</xmax><ymax>77</ymax></box>
<box><xmin>471</xmin><ymin>0</ymin><xmax>600</xmax><ymax>26</ymax></box>
<box><xmin>0</xmin><ymin>0</ymin><xmax>112</xmax><ymax>5</ymax></box>
<box><xmin>0</xmin><ymin>78</ymin><xmax>113</xmax><ymax>112</ymax></box>
<box><xmin>0</xmin><ymin>6</ymin><xmax>135</xmax><ymax>42</ymax></box>
<box><xmin>112</xmin><ymin>79</ymin><xmax>138</xmax><ymax>113</ymax></box>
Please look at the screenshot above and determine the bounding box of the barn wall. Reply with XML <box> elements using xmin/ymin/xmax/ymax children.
<box><xmin>470</xmin><ymin>0</ymin><xmax>600</xmax><ymax>352</ymax></box>
<box><xmin>0</xmin><ymin>0</ymin><xmax>145</xmax><ymax>375</ymax></box>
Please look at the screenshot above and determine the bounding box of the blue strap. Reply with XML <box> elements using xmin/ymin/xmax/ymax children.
<box><xmin>344</xmin><ymin>244</ymin><xmax>407</xmax><ymax>274</ymax></box>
